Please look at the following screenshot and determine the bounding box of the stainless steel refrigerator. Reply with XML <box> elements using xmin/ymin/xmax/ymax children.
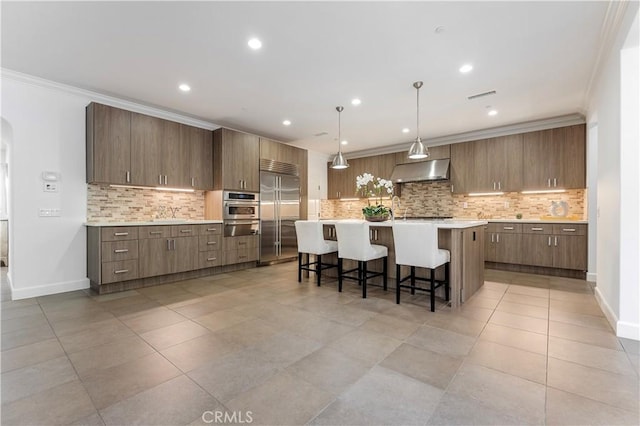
<box><xmin>259</xmin><ymin>163</ymin><xmax>300</xmax><ymax>264</ymax></box>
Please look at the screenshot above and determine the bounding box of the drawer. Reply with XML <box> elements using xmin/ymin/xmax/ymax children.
<box><xmin>198</xmin><ymin>250</ymin><xmax>222</xmax><ymax>268</ymax></box>
<box><xmin>199</xmin><ymin>235</ymin><xmax>222</xmax><ymax>252</ymax></box>
<box><xmin>225</xmin><ymin>248</ymin><xmax>258</xmax><ymax>265</ymax></box>
<box><xmin>138</xmin><ymin>226</ymin><xmax>171</xmax><ymax>239</ymax></box>
<box><xmin>101</xmin><ymin>227</ymin><xmax>138</xmax><ymax>241</ymax></box>
<box><xmin>487</xmin><ymin>223</ymin><xmax>522</xmax><ymax>233</ymax></box>
<box><xmin>553</xmin><ymin>224</ymin><xmax>587</xmax><ymax>236</ymax></box>
<box><xmin>101</xmin><ymin>259</ymin><xmax>138</xmax><ymax>284</ymax></box>
<box><xmin>225</xmin><ymin>235</ymin><xmax>259</xmax><ymax>249</ymax></box>
<box><xmin>171</xmin><ymin>225</ymin><xmax>200</xmax><ymax>237</ymax></box>
<box><xmin>522</xmin><ymin>224</ymin><xmax>554</xmax><ymax>235</ymax></box>
<box><xmin>198</xmin><ymin>224</ymin><xmax>222</xmax><ymax>235</ymax></box>
<box><xmin>101</xmin><ymin>240</ymin><xmax>138</xmax><ymax>262</ymax></box>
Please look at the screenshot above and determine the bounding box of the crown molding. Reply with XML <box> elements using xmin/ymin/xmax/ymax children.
<box><xmin>584</xmin><ymin>0</ymin><xmax>632</xmax><ymax>106</ymax></box>
<box><xmin>345</xmin><ymin>113</ymin><xmax>586</xmax><ymax>159</ymax></box>
<box><xmin>1</xmin><ymin>68</ymin><xmax>220</xmax><ymax>130</ymax></box>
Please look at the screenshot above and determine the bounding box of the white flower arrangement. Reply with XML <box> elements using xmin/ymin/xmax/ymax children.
<box><xmin>356</xmin><ymin>173</ymin><xmax>394</xmax><ymax>218</ymax></box>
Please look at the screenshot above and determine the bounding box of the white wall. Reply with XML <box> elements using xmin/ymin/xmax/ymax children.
<box><xmin>588</xmin><ymin>4</ymin><xmax>640</xmax><ymax>339</ymax></box>
<box><xmin>306</xmin><ymin>149</ymin><xmax>330</xmax><ymax>220</ymax></box>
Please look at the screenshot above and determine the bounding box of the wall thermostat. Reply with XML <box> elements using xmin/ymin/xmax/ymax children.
<box><xmin>42</xmin><ymin>171</ymin><xmax>60</xmax><ymax>182</ymax></box>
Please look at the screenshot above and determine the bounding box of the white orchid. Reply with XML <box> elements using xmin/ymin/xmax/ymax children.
<box><xmin>355</xmin><ymin>173</ymin><xmax>395</xmax><ymax>218</ymax></box>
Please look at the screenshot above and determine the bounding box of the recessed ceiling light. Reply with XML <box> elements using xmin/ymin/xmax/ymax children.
<box><xmin>402</xmin><ymin>128</ymin><xmax>410</xmax><ymax>134</ymax></box>
<box><xmin>178</xmin><ymin>83</ymin><xmax>191</xmax><ymax>92</ymax></box>
<box><xmin>248</xmin><ymin>38</ymin><xmax>262</xmax><ymax>50</ymax></box>
<box><xmin>435</xmin><ymin>26</ymin><xmax>445</xmax><ymax>34</ymax></box>
<box><xmin>459</xmin><ymin>64</ymin><xmax>473</xmax><ymax>73</ymax></box>
<box><xmin>351</xmin><ymin>98</ymin><xmax>361</xmax><ymax>106</ymax></box>
<box><xmin>282</xmin><ymin>120</ymin><xmax>291</xmax><ymax>126</ymax></box>
<box><xmin>488</xmin><ymin>109</ymin><xmax>498</xmax><ymax>116</ymax></box>
<box><xmin>341</xmin><ymin>140</ymin><xmax>348</xmax><ymax>145</ymax></box>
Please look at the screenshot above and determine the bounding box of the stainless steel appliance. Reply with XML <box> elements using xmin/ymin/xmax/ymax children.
<box><xmin>223</xmin><ymin>191</ymin><xmax>260</xmax><ymax>236</ymax></box>
<box><xmin>259</xmin><ymin>159</ymin><xmax>301</xmax><ymax>264</ymax></box>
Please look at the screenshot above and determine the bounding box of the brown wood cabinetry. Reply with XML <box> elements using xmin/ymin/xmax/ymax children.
<box><xmin>522</xmin><ymin>124</ymin><xmax>586</xmax><ymax>190</ymax></box>
<box><xmin>86</xmin><ymin>103</ymin><xmax>132</xmax><ymax>185</ymax></box>
<box><xmin>213</xmin><ymin>128</ymin><xmax>260</xmax><ymax>191</ymax></box>
<box><xmin>87</xmin><ymin>102</ymin><xmax>213</xmax><ymax>189</ymax></box>
<box><xmin>224</xmin><ymin>235</ymin><xmax>259</xmax><ymax>264</ymax></box>
<box><xmin>485</xmin><ymin>223</ymin><xmax>522</xmax><ymax>264</ymax></box>
<box><xmin>451</xmin><ymin>135</ymin><xmax>522</xmax><ymax>194</ymax></box>
<box><xmin>328</xmin><ymin>153</ymin><xmax>398</xmax><ymax>200</ymax></box>
<box><xmin>395</xmin><ymin>144</ymin><xmax>450</xmax><ymax>164</ymax></box>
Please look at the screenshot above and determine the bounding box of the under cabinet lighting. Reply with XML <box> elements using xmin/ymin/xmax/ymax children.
<box><xmin>468</xmin><ymin>192</ymin><xmax>504</xmax><ymax>197</ymax></box>
<box><xmin>521</xmin><ymin>189</ymin><xmax>567</xmax><ymax>194</ymax></box>
<box><xmin>110</xmin><ymin>184</ymin><xmax>147</xmax><ymax>190</ymax></box>
<box><xmin>109</xmin><ymin>184</ymin><xmax>194</xmax><ymax>193</ymax></box>
<box><xmin>340</xmin><ymin>198</ymin><xmax>360</xmax><ymax>201</ymax></box>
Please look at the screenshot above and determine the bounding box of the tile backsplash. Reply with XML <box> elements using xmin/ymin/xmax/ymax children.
<box><xmin>321</xmin><ymin>181</ymin><xmax>586</xmax><ymax>220</ymax></box>
<box><xmin>87</xmin><ymin>184</ymin><xmax>205</xmax><ymax>222</ymax></box>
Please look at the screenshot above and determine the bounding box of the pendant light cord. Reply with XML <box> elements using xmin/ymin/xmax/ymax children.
<box><xmin>416</xmin><ymin>83</ymin><xmax>420</xmax><ymax>140</ymax></box>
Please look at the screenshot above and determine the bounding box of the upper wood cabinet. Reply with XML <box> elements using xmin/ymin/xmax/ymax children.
<box><xmin>395</xmin><ymin>144</ymin><xmax>450</xmax><ymax>164</ymax></box>
<box><xmin>522</xmin><ymin>124</ymin><xmax>585</xmax><ymax>190</ymax></box>
<box><xmin>451</xmin><ymin>135</ymin><xmax>523</xmax><ymax>194</ymax></box>
<box><xmin>213</xmin><ymin>128</ymin><xmax>260</xmax><ymax>192</ymax></box>
<box><xmin>86</xmin><ymin>103</ymin><xmax>132</xmax><ymax>185</ymax></box>
<box><xmin>87</xmin><ymin>102</ymin><xmax>213</xmax><ymax>190</ymax></box>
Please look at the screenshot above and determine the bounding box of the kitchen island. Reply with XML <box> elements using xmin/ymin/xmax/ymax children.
<box><xmin>319</xmin><ymin>219</ymin><xmax>487</xmax><ymax>308</ymax></box>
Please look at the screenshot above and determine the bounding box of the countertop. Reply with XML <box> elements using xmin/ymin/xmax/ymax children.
<box><xmin>483</xmin><ymin>218</ymin><xmax>587</xmax><ymax>224</ymax></box>
<box><xmin>319</xmin><ymin>219</ymin><xmax>488</xmax><ymax>229</ymax></box>
<box><xmin>85</xmin><ymin>220</ymin><xmax>223</xmax><ymax>227</ymax></box>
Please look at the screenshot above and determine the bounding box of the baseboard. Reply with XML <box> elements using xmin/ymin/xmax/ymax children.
<box><xmin>10</xmin><ymin>278</ymin><xmax>90</xmax><ymax>300</ymax></box>
<box><xmin>594</xmin><ymin>286</ymin><xmax>619</xmax><ymax>334</ymax></box>
<box><xmin>586</xmin><ymin>272</ymin><xmax>597</xmax><ymax>282</ymax></box>
<box><xmin>616</xmin><ymin>321</ymin><xmax>640</xmax><ymax>341</ymax></box>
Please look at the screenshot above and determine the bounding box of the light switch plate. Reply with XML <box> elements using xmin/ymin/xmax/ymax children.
<box><xmin>43</xmin><ymin>182</ymin><xmax>58</xmax><ymax>192</ymax></box>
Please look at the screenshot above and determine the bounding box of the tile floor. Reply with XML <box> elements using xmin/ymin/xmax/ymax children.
<box><xmin>1</xmin><ymin>264</ymin><xmax>639</xmax><ymax>425</ymax></box>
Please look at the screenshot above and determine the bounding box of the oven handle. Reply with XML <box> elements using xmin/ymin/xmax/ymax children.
<box><xmin>224</xmin><ymin>220</ymin><xmax>260</xmax><ymax>225</ymax></box>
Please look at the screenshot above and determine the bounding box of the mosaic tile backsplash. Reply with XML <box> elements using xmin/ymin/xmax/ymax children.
<box><xmin>320</xmin><ymin>182</ymin><xmax>586</xmax><ymax>220</ymax></box>
<box><xmin>87</xmin><ymin>184</ymin><xmax>205</xmax><ymax>222</ymax></box>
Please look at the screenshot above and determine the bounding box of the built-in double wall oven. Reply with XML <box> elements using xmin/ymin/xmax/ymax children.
<box><xmin>223</xmin><ymin>191</ymin><xmax>260</xmax><ymax>237</ymax></box>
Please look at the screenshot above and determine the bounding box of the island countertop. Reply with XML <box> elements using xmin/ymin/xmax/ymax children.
<box><xmin>85</xmin><ymin>220</ymin><xmax>223</xmax><ymax>227</ymax></box>
<box><xmin>318</xmin><ymin>219</ymin><xmax>488</xmax><ymax>228</ymax></box>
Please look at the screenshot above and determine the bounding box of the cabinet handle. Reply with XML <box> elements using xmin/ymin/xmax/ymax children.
<box><xmin>547</xmin><ymin>178</ymin><xmax>551</xmax><ymax>188</ymax></box>
<box><xmin>451</xmin><ymin>185</ymin><xmax>454</xmax><ymax>193</ymax></box>
<box><xmin>149</xmin><ymin>231</ymin><xmax>162</xmax><ymax>235</ymax></box>
<box><xmin>126</xmin><ymin>171</ymin><xmax>131</xmax><ymax>183</ymax></box>
<box><xmin>554</xmin><ymin>236</ymin><xmax>558</xmax><ymax>246</ymax></box>
<box><xmin>114</xmin><ymin>249</ymin><xmax>129</xmax><ymax>253</ymax></box>
<box><xmin>114</xmin><ymin>269</ymin><xmax>129</xmax><ymax>274</ymax></box>
<box><xmin>496</xmin><ymin>234</ymin><xmax>500</xmax><ymax>243</ymax></box>
<box><xmin>374</xmin><ymin>229</ymin><xmax>378</xmax><ymax>240</ymax></box>
<box><xmin>498</xmin><ymin>182</ymin><xmax>501</xmax><ymax>190</ymax></box>
<box><xmin>167</xmin><ymin>239</ymin><xmax>171</xmax><ymax>250</ymax></box>
<box><xmin>164</xmin><ymin>175</ymin><xmax>168</xmax><ymax>185</ymax></box>
<box><xmin>207</xmin><ymin>228</ymin><xmax>218</xmax><ymax>232</ymax></box>
<box><xmin>114</xmin><ymin>232</ymin><xmax>128</xmax><ymax>236</ymax></box>
<box><xmin>207</xmin><ymin>257</ymin><xmax>217</xmax><ymax>261</ymax></box>
<box><xmin>191</xmin><ymin>177</ymin><xmax>195</xmax><ymax>187</ymax></box>
<box><xmin>238</xmin><ymin>242</ymin><xmax>247</xmax><ymax>246</ymax></box>
<box><xmin>548</xmin><ymin>236</ymin><xmax>552</xmax><ymax>246</ymax></box>
<box><xmin>493</xmin><ymin>182</ymin><xmax>496</xmax><ymax>190</ymax></box>
<box><xmin>562</xmin><ymin>228</ymin><xmax>576</xmax><ymax>232</ymax></box>
<box><xmin>159</xmin><ymin>175</ymin><xmax>163</xmax><ymax>185</ymax></box>
<box><xmin>337</xmin><ymin>191</ymin><xmax>341</xmax><ymax>198</ymax></box>
<box><xmin>239</xmin><ymin>255</ymin><xmax>247</xmax><ymax>259</ymax></box>
<box><xmin>531</xmin><ymin>227</ymin><xmax>543</xmax><ymax>231</ymax></box>
<box><xmin>553</xmin><ymin>178</ymin><xmax>557</xmax><ymax>187</ymax></box>
<box><xmin>180</xmin><ymin>229</ymin><xmax>192</xmax><ymax>233</ymax></box>
<box><xmin>207</xmin><ymin>241</ymin><xmax>217</xmax><ymax>245</ymax></box>
<box><xmin>491</xmin><ymin>233</ymin><xmax>494</xmax><ymax>243</ymax></box>
<box><xmin>503</xmin><ymin>226</ymin><xmax>514</xmax><ymax>230</ymax></box>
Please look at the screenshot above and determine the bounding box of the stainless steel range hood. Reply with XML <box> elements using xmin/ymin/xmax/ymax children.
<box><xmin>390</xmin><ymin>158</ymin><xmax>450</xmax><ymax>183</ymax></box>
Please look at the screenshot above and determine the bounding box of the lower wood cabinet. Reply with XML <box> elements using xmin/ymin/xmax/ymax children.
<box><xmin>224</xmin><ymin>235</ymin><xmax>259</xmax><ymax>264</ymax></box>
<box><xmin>138</xmin><ymin>236</ymin><xmax>199</xmax><ymax>277</ymax></box>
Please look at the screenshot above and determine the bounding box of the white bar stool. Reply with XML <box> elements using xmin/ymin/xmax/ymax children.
<box><xmin>295</xmin><ymin>220</ymin><xmax>338</xmax><ymax>286</ymax></box>
<box><xmin>392</xmin><ymin>222</ymin><xmax>450</xmax><ymax>312</ymax></box>
<box><xmin>334</xmin><ymin>221</ymin><xmax>388</xmax><ymax>298</ymax></box>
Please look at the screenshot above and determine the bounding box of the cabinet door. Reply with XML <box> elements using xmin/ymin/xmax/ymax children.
<box><xmin>520</xmin><ymin>234</ymin><xmax>554</xmax><ymax>267</ymax></box>
<box><xmin>186</xmin><ymin>126</ymin><xmax>213</xmax><ymax>189</ymax></box>
<box><xmin>554</xmin><ymin>124</ymin><xmax>586</xmax><ymax>189</ymax></box>
<box><xmin>450</xmin><ymin>141</ymin><xmax>476</xmax><ymax>194</ymax></box>
<box><xmin>242</xmin><ymin>134</ymin><xmax>260</xmax><ymax>191</ymax></box>
<box><xmin>485</xmin><ymin>231</ymin><xmax>497</xmax><ymax>262</ymax></box>
<box><xmin>139</xmin><ymin>238</ymin><xmax>171</xmax><ymax>277</ymax></box>
<box><xmin>164</xmin><ymin>121</ymin><xmax>191</xmax><ymax>188</ymax></box>
<box><xmin>553</xmin><ymin>235</ymin><xmax>587</xmax><ymax>270</ymax></box>
<box><xmin>489</xmin><ymin>134</ymin><xmax>523</xmax><ymax>192</ymax></box>
<box><xmin>131</xmin><ymin>112</ymin><xmax>164</xmax><ymax>186</ymax></box>
<box><xmin>327</xmin><ymin>164</ymin><xmax>345</xmax><ymax>199</ymax></box>
<box><xmin>173</xmin><ymin>236</ymin><xmax>199</xmax><ymax>273</ymax></box>
<box><xmin>88</xmin><ymin>103</ymin><xmax>131</xmax><ymax>184</ymax></box>
<box><xmin>493</xmin><ymin>233</ymin><xmax>522</xmax><ymax>264</ymax></box>
<box><xmin>222</xmin><ymin>130</ymin><xmax>259</xmax><ymax>191</ymax></box>
<box><xmin>522</xmin><ymin>129</ymin><xmax>555</xmax><ymax>190</ymax></box>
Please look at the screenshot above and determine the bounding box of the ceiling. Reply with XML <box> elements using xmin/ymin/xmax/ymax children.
<box><xmin>1</xmin><ymin>1</ymin><xmax>608</xmax><ymax>155</ymax></box>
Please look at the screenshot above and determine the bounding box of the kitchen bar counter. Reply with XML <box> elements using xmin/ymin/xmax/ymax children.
<box><xmin>85</xmin><ymin>220</ymin><xmax>223</xmax><ymax>227</ymax></box>
<box><xmin>319</xmin><ymin>219</ymin><xmax>487</xmax><ymax>308</ymax></box>
<box><xmin>485</xmin><ymin>218</ymin><xmax>587</xmax><ymax>224</ymax></box>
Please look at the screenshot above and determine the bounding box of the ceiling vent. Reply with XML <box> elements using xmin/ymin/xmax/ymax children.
<box><xmin>467</xmin><ymin>90</ymin><xmax>496</xmax><ymax>100</ymax></box>
<box><xmin>314</xmin><ymin>131</ymin><xmax>328</xmax><ymax>137</ymax></box>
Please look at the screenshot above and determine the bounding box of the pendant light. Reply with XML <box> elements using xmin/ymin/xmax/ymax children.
<box><xmin>408</xmin><ymin>81</ymin><xmax>429</xmax><ymax>159</ymax></box>
<box><xmin>331</xmin><ymin>106</ymin><xmax>349</xmax><ymax>169</ymax></box>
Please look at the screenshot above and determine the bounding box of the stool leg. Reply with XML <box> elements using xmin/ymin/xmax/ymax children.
<box><xmin>445</xmin><ymin>262</ymin><xmax>450</xmax><ymax>301</ymax></box>
<box><xmin>362</xmin><ymin>261</ymin><xmax>367</xmax><ymax>299</ymax></box>
<box><xmin>338</xmin><ymin>258</ymin><xmax>343</xmax><ymax>292</ymax></box>
<box><xmin>357</xmin><ymin>261</ymin><xmax>363</xmax><ymax>287</ymax></box>
<box><xmin>383</xmin><ymin>256</ymin><xmax>388</xmax><ymax>291</ymax></box>
<box><xmin>316</xmin><ymin>254</ymin><xmax>322</xmax><ymax>287</ymax></box>
<box><xmin>298</xmin><ymin>252</ymin><xmax>302</xmax><ymax>282</ymax></box>
<box><xmin>396</xmin><ymin>264</ymin><xmax>401</xmax><ymax>304</ymax></box>
<box><xmin>430</xmin><ymin>268</ymin><xmax>436</xmax><ymax>312</ymax></box>
<box><xmin>410</xmin><ymin>266</ymin><xmax>416</xmax><ymax>295</ymax></box>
